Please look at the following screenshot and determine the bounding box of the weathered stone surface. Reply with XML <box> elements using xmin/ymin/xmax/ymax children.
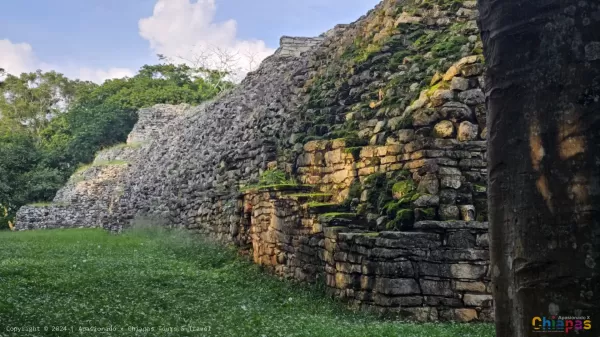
<box><xmin>433</xmin><ymin>120</ymin><xmax>455</xmax><ymax>138</ymax></box>
<box><xmin>458</xmin><ymin>89</ymin><xmax>485</xmax><ymax>105</ymax></box>
<box><xmin>463</xmin><ymin>294</ymin><xmax>493</xmax><ymax>307</ymax></box>
<box><xmin>375</xmin><ymin>278</ymin><xmax>420</xmax><ymax>295</ymax></box>
<box><xmin>413</xmin><ymin>195</ymin><xmax>440</xmax><ymax>207</ymax></box>
<box><xmin>457</xmin><ymin>121</ymin><xmax>479</xmax><ymax>142</ymax></box>
<box><xmin>413</xmin><ymin>220</ymin><xmax>489</xmax><ymax>230</ymax></box>
<box><xmin>430</xmin><ymin>90</ymin><xmax>454</xmax><ymax>107</ymax></box>
<box><xmin>454</xmin><ymin>281</ymin><xmax>487</xmax><ymax>292</ymax></box>
<box><xmin>420</xmin><ymin>279</ymin><xmax>454</xmax><ymax>296</ymax></box>
<box><xmin>447</xmin><ymin>231</ymin><xmax>476</xmax><ymax>248</ymax></box>
<box><xmin>450</xmin><ymin>77</ymin><xmax>470</xmax><ymax>91</ymax></box>
<box><xmin>412</xmin><ymin>108</ymin><xmax>440</xmax><ymax>127</ymax></box>
<box><xmin>585</xmin><ymin>42</ymin><xmax>600</xmax><ymax>61</ymax></box>
<box><xmin>439</xmin><ymin>205</ymin><xmax>460</xmax><ymax>220</ymax></box>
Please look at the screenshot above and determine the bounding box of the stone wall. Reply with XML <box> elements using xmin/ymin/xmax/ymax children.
<box><xmin>297</xmin><ymin>54</ymin><xmax>487</xmax><ymax>226</ymax></box>
<box><xmin>240</xmin><ymin>187</ymin><xmax>492</xmax><ymax>322</ymax></box>
<box><xmin>14</xmin><ymin>105</ymin><xmax>186</xmax><ymax>230</ymax></box>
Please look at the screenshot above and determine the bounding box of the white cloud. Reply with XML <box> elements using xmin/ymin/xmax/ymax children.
<box><xmin>0</xmin><ymin>39</ymin><xmax>133</xmax><ymax>83</ymax></box>
<box><xmin>139</xmin><ymin>0</ymin><xmax>275</xmax><ymax>82</ymax></box>
<box><xmin>77</xmin><ymin>67</ymin><xmax>135</xmax><ymax>83</ymax></box>
<box><xmin>0</xmin><ymin>39</ymin><xmax>37</xmax><ymax>76</ymax></box>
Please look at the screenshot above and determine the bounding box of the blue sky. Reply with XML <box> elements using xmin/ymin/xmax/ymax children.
<box><xmin>0</xmin><ymin>0</ymin><xmax>380</xmax><ymax>82</ymax></box>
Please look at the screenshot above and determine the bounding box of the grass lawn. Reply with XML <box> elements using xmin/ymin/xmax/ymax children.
<box><xmin>0</xmin><ymin>228</ymin><xmax>495</xmax><ymax>337</ymax></box>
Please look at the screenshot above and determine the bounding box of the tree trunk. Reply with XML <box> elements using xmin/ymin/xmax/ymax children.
<box><xmin>478</xmin><ymin>1</ymin><xmax>600</xmax><ymax>336</ymax></box>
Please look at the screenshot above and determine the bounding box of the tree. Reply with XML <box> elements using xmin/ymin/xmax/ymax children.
<box><xmin>0</xmin><ymin>71</ymin><xmax>94</xmax><ymax>135</ymax></box>
<box><xmin>478</xmin><ymin>1</ymin><xmax>600</xmax><ymax>336</ymax></box>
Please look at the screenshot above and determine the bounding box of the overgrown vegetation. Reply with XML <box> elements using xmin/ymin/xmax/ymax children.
<box><xmin>302</xmin><ymin>0</ymin><xmax>482</xmax><ymax>146</ymax></box>
<box><xmin>0</xmin><ymin>228</ymin><xmax>495</xmax><ymax>336</ymax></box>
<box><xmin>240</xmin><ymin>168</ymin><xmax>304</xmax><ymax>192</ymax></box>
<box><xmin>0</xmin><ymin>64</ymin><xmax>232</xmax><ymax>229</ymax></box>
<box><xmin>356</xmin><ymin>170</ymin><xmax>424</xmax><ymax>230</ymax></box>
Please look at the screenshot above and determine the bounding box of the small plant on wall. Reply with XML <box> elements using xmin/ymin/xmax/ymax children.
<box><xmin>240</xmin><ymin>169</ymin><xmax>300</xmax><ymax>192</ymax></box>
<box><xmin>258</xmin><ymin>169</ymin><xmax>296</xmax><ymax>186</ymax></box>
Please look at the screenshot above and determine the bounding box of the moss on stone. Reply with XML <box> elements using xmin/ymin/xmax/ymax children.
<box><xmin>319</xmin><ymin>212</ymin><xmax>357</xmax><ymax>219</ymax></box>
<box><xmin>360</xmin><ymin>232</ymin><xmax>380</xmax><ymax>237</ymax></box>
<box><xmin>343</xmin><ymin>147</ymin><xmax>363</xmax><ymax>161</ymax></box>
<box><xmin>392</xmin><ymin>180</ymin><xmax>416</xmax><ymax>197</ymax></box>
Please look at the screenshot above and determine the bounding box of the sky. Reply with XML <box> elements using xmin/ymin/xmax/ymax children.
<box><xmin>0</xmin><ymin>0</ymin><xmax>380</xmax><ymax>83</ymax></box>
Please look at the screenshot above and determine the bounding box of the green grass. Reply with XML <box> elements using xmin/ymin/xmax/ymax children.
<box><xmin>0</xmin><ymin>228</ymin><xmax>495</xmax><ymax>337</ymax></box>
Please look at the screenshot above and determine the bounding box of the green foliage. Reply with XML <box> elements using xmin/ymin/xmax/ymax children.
<box><xmin>360</xmin><ymin>171</ymin><xmax>422</xmax><ymax>229</ymax></box>
<box><xmin>386</xmin><ymin>209</ymin><xmax>415</xmax><ymax>230</ymax></box>
<box><xmin>431</xmin><ymin>35</ymin><xmax>469</xmax><ymax>58</ymax></box>
<box><xmin>240</xmin><ymin>169</ymin><xmax>300</xmax><ymax>192</ymax></box>
<box><xmin>0</xmin><ymin>228</ymin><xmax>495</xmax><ymax>336</ymax></box>
<box><xmin>353</xmin><ymin>43</ymin><xmax>384</xmax><ymax>64</ymax></box>
<box><xmin>258</xmin><ymin>169</ymin><xmax>295</xmax><ymax>186</ymax></box>
<box><xmin>392</xmin><ymin>180</ymin><xmax>416</xmax><ymax>197</ymax></box>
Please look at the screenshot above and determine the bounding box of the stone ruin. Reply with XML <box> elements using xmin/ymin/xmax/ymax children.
<box><xmin>16</xmin><ymin>0</ymin><xmax>493</xmax><ymax>322</ymax></box>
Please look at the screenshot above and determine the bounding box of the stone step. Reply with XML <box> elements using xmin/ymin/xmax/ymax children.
<box><xmin>405</xmin><ymin>220</ymin><xmax>489</xmax><ymax>231</ymax></box>
<box><xmin>305</xmin><ymin>202</ymin><xmax>349</xmax><ymax>214</ymax></box>
<box><xmin>318</xmin><ymin>212</ymin><xmax>366</xmax><ymax>228</ymax></box>
<box><xmin>283</xmin><ymin>192</ymin><xmax>334</xmax><ymax>203</ymax></box>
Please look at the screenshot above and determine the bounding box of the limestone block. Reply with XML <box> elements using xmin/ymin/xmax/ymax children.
<box><xmin>457</xmin><ymin>121</ymin><xmax>479</xmax><ymax>142</ymax></box>
<box><xmin>428</xmin><ymin>249</ymin><xmax>489</xmax><ymax>261</ymax></box>
<box><xmin>461</xmin><ymin>64</ymin><xmax>484</xmax><ymax>77</ymax></box>
<box><xmin>412</xmin><ymin>108</ymin><xmax>441</xmax><ymax>127</ymax></box>
<box><xmin>480</xmin><ymin>127</ymin><xmax>488</xmax><ymax>140</ymax></box>
<box><xmin>463</xmin><ymin>294</ymin><xmax>493</xmax><ymax>307</ymax></box>
<box><xmin>433</xmin><ymin>120</ymin><xmax>455</xmax><ymax>138</ymax></box>
<box><xmin>450</xmin><ymin>77</ymin><xmax>470</xmax><ymax>91</ymax></box>
<box><xmin>397</xmin><ymin>129</ymin><xmax>415</xmax><ymax>142</ymax></box>
<box><xmin>458</xmin><ymin>89</ymin><xmax>485</xmax><ymax>106</ymax></box>
<box><xmin>451</xmin><ymin>264</ymin><xmax>487</xmax><ymax>279</ymax></box>
<box><xmin>439</xmin><ymin>205</ymin><xmax>460</xmax><ymax>220</ymax></box>
<box><xmin>369</xmin><ymin>261</ymin><xmax>415</xmax><ymax>277</ymax></box>
<box><xmin>443</xmin><ymin>65</ymin><xmax>460</xmax><ymax>82</ymax></box>
<box><xmin>430</xmin><ymin>89</ymin><xmax>454</xmax><ymax>107</ymax></box>
<box><xmin>417</xmin><ymin>175</ymin><xmax>440</xmax><ymax>195</ymax></box>
<box><xmin>459</xmin><ymin>205</ymin><xmax>476</xmax><ymax>221</ymax></box>
<box><xmin>376</xmin><ymin>232</ymin><xmax>442</xmax><ymax>248</ymax></box>
<box><xmin>446</xmin><ymin>230</ymin><xmax>476</xmax><ymax>248</ymax></box>
<box><xmin>440</xmin><ymin>308</ymin><xmax>478</xmax><ymax>322</ymax></box>
<box><xmin>413</xmin><ymin>195</ymin><xmax>440</xmax><ymax>207</ymax></box>
<box><xmin>453</xmin><ymin>281</ymin><xmax>487</xmax><ymax>293</ymax></box>
<box><xmin>373</xmin><ymin>120</ymin><xmax>387</xmax><ymax>134</ymax></box>
<box><xmin>374</xmin><ymin>278</ymin><xmax>420</xmax><ymax>295</ymax></box>
<box><xmin>374</xmin><ymin>295</ymin><xmax>423</xmax><ymax>307</ymax></box>
<box><xmin>395</xmin><ymin>12</ymin><xmax>423</xmax><ymax>25</ymax></box>
<box><xmin>420</xmin><ymin>279</ymin><xmax>454</xmax><ymax>296</ymax></box>
<box><xmin>441</xmin><ymin>176</ymin><xmax>463</xmax><ymax>189</ymax></box>
<box><xmin>440</xmin><ymin>102</ymin><xmax>473</xmax><ymax>121</ymax></box>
